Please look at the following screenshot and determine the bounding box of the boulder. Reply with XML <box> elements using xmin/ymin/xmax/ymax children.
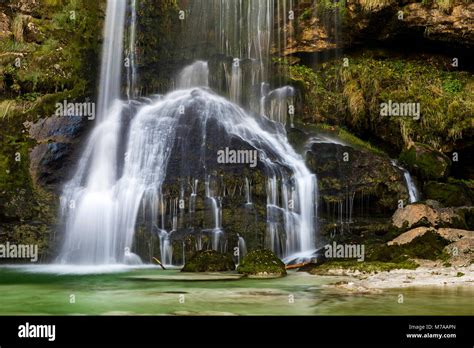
<box><xmin>237</xmin><ymin>249</ymin><xmax>287</xmax><ymax>278</ymax></box>
<box><xmin>424</xmin><ymin>181</ymin><xmax>473</xmax><ymax>207</ymax></box>
<box><xmin>26</xmin><ymin>115</ymin><xmax>88</xmax><ymax>190</ymax></box>
<box><xmin>437</xmin><ymin>228</ymin><xmax>474</xmax><ymax>242</ymax></box>
<box><xmin>181</xmin><ymin>250</ymin><xmax>235</xmax><ymax>272</ymax></box>
<box><xmin>387</xmin><ymin>227</ymin><xmax>435</xmax><ymax>246</ymax></box>
<box><xmin>391</xmin><ymin>203</ymin><xmax>467</xmax><ymax>230</ymax></box>
<box><xmin>306</xmin><ymin>141</ymin><xmax>408</xmax><ymax>214</ymax></box>
<box><xmin>399</xmin><ymin>143</ymin><xmax>451</xmax><ymax>181</ymax></box>
<box><xmin>392</xmin><ymin>203</ymin><xmax>438</xmax><ymax>229</ymax></box>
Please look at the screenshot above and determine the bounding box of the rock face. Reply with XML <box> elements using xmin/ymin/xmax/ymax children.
<box><xmin>286</xmin><ymin>0</ymin><xmax>474</xmax><ymax>56</ymax></box>
<box><xmin>27</xmin><ymin>116</ymin><xmax>89</xmax><ymax>190</ymax></box>
<box><xmin>0</xmin><ymin>12</ymin><xmax>11</xmax><ymax>39</ymax></box>
<box><xmin>388</xmin><ymin>227</ymin><xmax>435</xmax><ymax>246</ymax></box>
<box><xmin>399</xmin><ymin>143</ymin><xmax>451</xmax><ymax>181</ymax></box>
<box><xmin>424</xmin><ymin>181</ymin><xmax>473</xmax><ymax>207</ymax></box>
<box><xmin>181</xmin><ymin>250</ymin><xmax>235</xmax><ymax>272</ymax></box>
<box><xmin>306</xmin><ymin>141</ymin><xmax>408</xmax><ymax>215</ymax></box>
<box><xmin>391</xmin><ymin>203</ymin><xmax>467</xmax><ymax>230</ymax></box>
<box><xmin>237</xmin><ymin>249</ymin><xmax>287</xmax><ymax>277</ymax></box>
<box><xmin>392</xmin><ymin>203</ymin><xmax>439</xmax><ymax>229</ymax></box>
<box><xmin>403</xmin><ymin>1</ymin><xmax>474</xmax><ymax>47</ymax></box>
<box><xmin>387</xmin><ymin>227</ymin><xmax>473</xmax><ymax>266</ymax></box>
<box><xmin>437</xmin><ymin>228</ymin><xmax>474</xmax><ymax>242</ymax></box>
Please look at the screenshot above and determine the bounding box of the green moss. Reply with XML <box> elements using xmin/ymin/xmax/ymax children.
<box><xmin>237</xmin><ymin>249</ymin><xmax>287</xmax><ymax>277</ymax></box>
<box><xmin>367</xmin><ymin>231</ymin><xmax>451</xmax><ymax>262</ymax></box>
<box><xmin>181</xmin><ymin>250</ymin><xmax>235</xmax><ymax>272</ymax></box>
<box><xmin>456</xmin><ymin>272</ymin><xmax>465</xmax><ymax>277</ymax></box>
<box><xmin>284</xmin><ymin>52</ymin><xmax>474</xmax><ymax>152</ymax></box>
<box><xmin>399</xmin><ymin>143</ymin><xmax>450</xmax><ymax>181</ymax></box>
<box><xmin>307</xmin><ymin>260</ymin><xmax>418</xmax><ymax>274</ymax></box>
<box><xmin>424</xmin><ymin>181</ymin><xmax>473</xmax><ymax>207</ymax></box>
<box><xmin>298</xmin><ymin>122</ymin><xmax>385</xmax><ymax>156</ymax></box>
<box><xmin>0</xmin><ymin>0</ymin><xmax>101</xmax><ymax>258</ymax></box>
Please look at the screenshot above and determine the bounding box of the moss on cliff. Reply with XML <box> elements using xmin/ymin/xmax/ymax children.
<box><xmin>0</xmin><ymin>0</ymin><xmax>103</xmax><ymax>259</ymax></box>
<box><xmin>286</xmin><ymin>51</ymin><xmax>473</xmax><ymax>153</ymax></box>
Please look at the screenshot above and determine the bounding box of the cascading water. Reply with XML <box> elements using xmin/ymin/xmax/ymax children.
<box><xmin>58</xmin><ymin>0</ymin><xmax>319</xmax><ymax>265</ymax></box>
<box><xmin>126</xmin><ymin>0</ymin><xmax>138</xmax><ymax>99</ymax></box>
<box><xmin>176</xmin><ymin>61</ymin><xmax>209</xmax><ymax>89</ymax></box>
<box><xmin>391</xmin><ymin>160</ymin><xmax>420</xmax><ymax>203</ymax></box>
<box><xmin>58</xmin><ymin>0</ymin><xmax>130</xmax><ymax>264</ymax></box>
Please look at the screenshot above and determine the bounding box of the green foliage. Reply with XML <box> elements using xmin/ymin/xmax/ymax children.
<box><xmin>286</xmin><ymin>52</ymin><xmax>474</xmax><ymax>151</ymax></box>
<box><xmin>442</xmin><ymin>76</ymin><xmax>463</xmax><ymax>93</ymax></box>
<box><xmin>0</xmin><ymin>0</ymin><xmax>99</xmax><ymax>259</ymax></box>
<box><xmin>299</xmin><ymin>8</ymin><xmax>313</xmax><ymax>21</ymax></box>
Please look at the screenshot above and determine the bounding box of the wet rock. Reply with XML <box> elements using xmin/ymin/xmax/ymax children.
<box><xmin>26</xmin><ymin>115</ymin><xmax>88</xmax><ymax>190</ymax></box>
<box><xmin>306</xmin><ymin>142</ymin><xmax>408</xmax><ymax>214</ymax></box>
<box><xmin>237</xmin><ymin>249</ymin><xmax>287</xmax><ymax>277</ymax></box>
<box><xmin>399</xmin><ymin>143</ymin><xmax>451</xmax><ymax>181</ymax></box>
<box><xmin>181</xmin><ymin>250</ymin><xmax>235</xmax><ymax>272</ymax></box>
<box><xmin>424</xmin><ymin>181</ymin><xmax>473</xmax><ymax>207</ymax></box>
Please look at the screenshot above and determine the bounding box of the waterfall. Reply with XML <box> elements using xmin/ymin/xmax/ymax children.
<box><xmin>238</xmin><ymin>236</ymin><xmax>247</xmax><ymax>264</ymax></box>
<box><xmin>244</xmin><ymin>178</ymin><xmax>252</xmax><ymax>205</ymax></box>
<box><xmin>58</xmin><ymin>0</ymin><xmax>130</xmax><ymax>264</ymax></box>
<box><xmin>391</xmin><ymin>160</ymin><xmax>420</xmax><ymax>203</ymax></box>
<box><xmin>176</xmin><ymin>61</ymin><xmax>209</xmax><ymax>89</ymax></box>
<box><xmin>58</xmin><ymin>0</ymin><xmax>319</xmax><ymax>265</ymax></box>
<box><xmin>183</xmin><ymin>0</ymin><xmax>294</xmax><ymax>118</ymax></box>
<box><xmin>96</xmin><ymin>0</ymin><xmax>127</xmax><ymax>121</ymax></box>
<box><xmin>126</xmin><ymin>0</ymin><xmax>138</xmax><ymax>99</ymax></box>
<box><xmin>404</xmin><ymin>171</ymin><xmax>420</xmax><ymax>203</ymax></box>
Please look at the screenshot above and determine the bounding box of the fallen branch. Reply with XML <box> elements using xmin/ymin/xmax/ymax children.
<box><xmin>153</xmin><ymin>257</ymin><xmax>167</xmax><ymax>270</ymax></box>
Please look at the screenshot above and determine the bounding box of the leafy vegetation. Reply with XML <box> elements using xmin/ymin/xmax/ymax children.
<box><xmin>285</xmin><ymin>52</ymin><xmax>474</xmax><ymax>152</ymax></box>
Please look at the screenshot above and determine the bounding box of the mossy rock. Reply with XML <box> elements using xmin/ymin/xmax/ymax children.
<box><xmin>424</xmin><ymin>181</ymin><xmax>473</xmax><ymax>207</ymax></box>
<box><xmin>181</xmin><ymin>250</ymin><xmax>235</xmax><ymax>272</ymax></box>
<box><xmin>399</xmin><ymin>143</ymin><xmax>451</xmax><ymax>181</ymax></box>
<box><xmin>237</xmin><ymin>249</ymin><xmax>287</xmax><ymax>277</ymax></box>
<box><xmin>367</xmin><ymin>231</ymin><xmax>450</xmax><ymax>262</ymax></box>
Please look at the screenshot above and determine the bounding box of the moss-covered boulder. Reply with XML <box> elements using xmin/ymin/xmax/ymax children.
<box><xmin>424</xmin><ymin>181</ymin><xmax>473</xmax><ymax>207</ymax></box>
<box><xmin>399</xmin><ymin>143</ymin><xmax>451</xmax><ymax>181</ymax></box>
<box><xmin>369</xmin><ymin>231</ymin><xmax>451</xmax><ymax>262</ymax></box>
<box><xmin>181</xmin><ymin>250</ymin><xmax>235</xmax><ymax>272</ymax></box>
<box><xmin>306</xmin><ymin>140</ymin><xmax>408</xmax><ymax>215</ymax></box>
<box><xmin>237</xmin><ymin>249</ymin><xmax>287</xmax><ymax>278</ymax></box>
